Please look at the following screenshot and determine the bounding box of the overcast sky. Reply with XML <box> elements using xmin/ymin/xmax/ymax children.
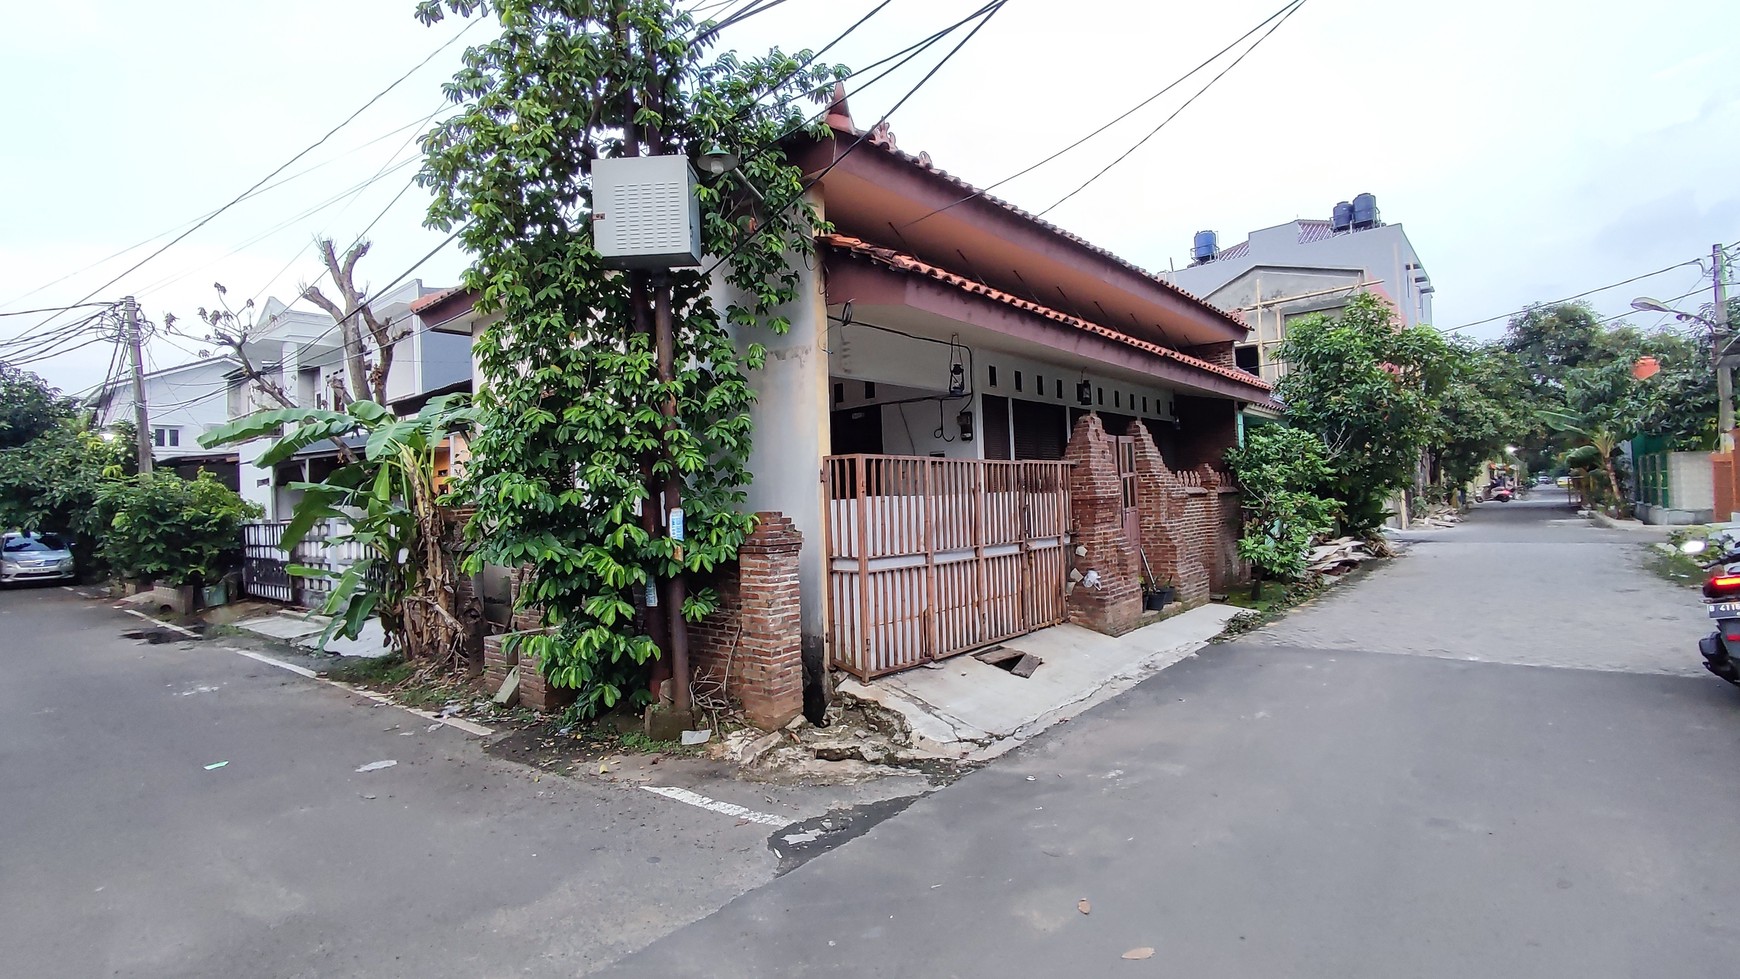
<box><xmin>3</xmin><ymin>0</ymin><xmax>1736</xmax><ymax>394</ymax></box>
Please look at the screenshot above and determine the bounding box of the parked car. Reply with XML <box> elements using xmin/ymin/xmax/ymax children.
<box><xmin>1</xmin><ymin>532</ymin><xmax>76</xmax><ymax>585</ymax></box>
<box><xmin>1555</xmin><ymin>475</ymin><xmax>1570</xmax><ymax>488</ymax></box>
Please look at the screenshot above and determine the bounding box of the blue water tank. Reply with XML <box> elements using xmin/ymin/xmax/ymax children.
<box><xmin>1331</xmin><ymin>200</ymin><xmax>1354</xmax><ymax>232</ymax></box>
<box><xmin>1351</xmin><ymin>192</ymin><xmax>1379</xmax><ymax>228</ymax></box>
<box><xmin>1192</xmin><ymin>230</ymin><xmax>1219</xmax><ymax>263</ymax></box>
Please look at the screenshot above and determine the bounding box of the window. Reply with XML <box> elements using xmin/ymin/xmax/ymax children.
<box><xmin>152</xmin><ymin>427</ymin><xmax>180</xmax><ymax>448</ymax></box>
<box><xmin>1014</xmin><ymin>370</ymin><xmax>1023</xmax><ymax>392</ymax></box>
<box><xmin>1142</xmin><ymin>396</ymin><xmax>1149</xmax><ymax>413</ymax></box>
<box><xmin>1036</xmin><ymin>374</ymin><xmax>1044</xmax><ymax>396</ymax></box>
<box><xmin>1097</xmin><ymin>387</ymin><xmax>1104</xmax><ymax>406</ymax></box>
<box><xmin>1114</xmin><ymin>390</ymin><xmax>1120</xmax><ymax>407</ymax></box>
<box><xmin>863</xmin><ymin>381</ymin><xmax>876</xmax><ymax>399</ymax></box>
<box><xmin>1056</xmin><ymin>379</ymin><xmax>1063</xmax><ymax>399</ymax></box>
<box><xmin>987</xmin><ymin>366</ymin><xmax>997</xmax><ymax>388</ymax></box>
<box><xmin>833</xmin><ymin>382</ymin><xmax>844</xmax><ymax>405</ymax></box>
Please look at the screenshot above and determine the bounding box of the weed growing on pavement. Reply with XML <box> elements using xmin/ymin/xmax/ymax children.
<box><xmin>1214</xmin><ymin>576</ymin><xmax>1331</xmax><ymax>641</ymax></box>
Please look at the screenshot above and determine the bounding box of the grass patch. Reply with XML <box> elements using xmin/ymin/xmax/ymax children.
<box><xmin>1214</xmin><ymin>576</ymin><xmax>1332</xmax><ymax>641</ymax></box>
<box><xmin>325</xmin><ymin>654</ymin><xmax>417</xmax><ymax>686</ymax></box>
<box><xmin>321</xmin><ymin>654</ymin><xmax>479</xmax><ymax>710</ymax></box>
<box><xmin>1643</xmin><ymin>542</ymin><xmax>1707</xmax><ymax>589</ymax></box>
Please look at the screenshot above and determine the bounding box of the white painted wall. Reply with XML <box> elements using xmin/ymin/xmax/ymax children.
<box><xmin>1670</xmin><ymin>451</ymin><xmax>1716</xmax><ymax>511</ymax></box>
<box><xmin>711</xmin><ymin>232</ymin><xmax>832</xmax><ymax>648</ymax></box>
<box><xmin>94</xmin><ymin>358</ymin><xmax>237</xmax><ymax>460</ymax></box>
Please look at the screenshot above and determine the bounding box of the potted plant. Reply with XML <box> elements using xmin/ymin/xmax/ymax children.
<box><xmin>1143</xmin><ymin>580</ymin><xmax>1177</xmax><ymax>612</ymax></box>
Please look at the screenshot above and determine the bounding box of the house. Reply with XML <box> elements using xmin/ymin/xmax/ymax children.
<box><xmin>229</xmin><ymin>280</ymin><xmax>473</xmax><ymax>522</ymax></box>
<box><xmin>1167</xmin><ymin>196</ymin><xmax>1435</xmax><ymax>383</ymax></box>
<box><xmin>90</xmin><ymin>356</ymin><xmax>244</xmax><ymax>489</ymax></box>
<box><xmin>416</xmin><ymin>91</ymin><xmax>1275</xmax><ymax>725</ymax></box>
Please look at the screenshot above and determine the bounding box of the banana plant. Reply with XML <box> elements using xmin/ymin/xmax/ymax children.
<box><xmin>1538</xmin><ymin>407</ymin><xmax>1624</xmax><ymax>510</ymax></box>
<box><xmin>201</xmin><ymin>395</ymin><xmax>476</xmax><ymax>664</ymax></box>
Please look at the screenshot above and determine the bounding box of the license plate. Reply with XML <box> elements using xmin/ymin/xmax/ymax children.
<box><xmin>1709</xmin><ymin>602</ymin><xmax>1740</xmax><ymax>619</ymax></box>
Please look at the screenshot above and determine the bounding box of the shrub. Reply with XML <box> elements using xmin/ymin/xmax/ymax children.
<box><xmin>99</xmin><ymin>471</ymin><xmax>261</xmax><ymax>586</ymax></box>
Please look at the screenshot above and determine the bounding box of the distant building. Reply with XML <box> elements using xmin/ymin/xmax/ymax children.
<box><xmin>90</xmin><ymin>357</ymin><xmax>243</xmax><ymax>488</ymax></box>
<box><xmin>1167</xmin><ymin>194</ymin><xmax>1435</xmax><ymax>384</ymax></box>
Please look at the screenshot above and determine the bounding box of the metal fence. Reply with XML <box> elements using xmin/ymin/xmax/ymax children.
<box><xmin>240</xmin><ymin>519</ymin><xmax>369</xmax><ymax>608</ymax></box>
<box><xmin>823</xmin><ymin>454</ymin><xmax>1073</xmax><ymax>679</ymax></box>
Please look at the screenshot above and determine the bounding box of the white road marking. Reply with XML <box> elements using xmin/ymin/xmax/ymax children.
<box><xmin>226</xmin><ymin>648</ymin><xmax>494</xmax><ymax>736</ymax></box>
<box><xmin>119</xmin><ymin>608</ymin><xmax>200</xmax><ymax>637</ymax></box>
<box><xmin>230</xmin><ymin>648</ymin><xmax>319</xmax><ymax>678</ymax></box>
<box><xmin>641</xmin><ymin>785</ymin><xmax>788</xmax><ymax>826</ymax></box>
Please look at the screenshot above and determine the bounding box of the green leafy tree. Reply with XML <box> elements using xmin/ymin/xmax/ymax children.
<box><xmin>1225</xmin><ymin>427</ymin><xmax>1335</xmax><ymax>599</ymax></box>
<box><xmin>414</xmin><ymin>0</ymin><xmax>845</xmax><ymax>715</ymax></box>
<box><xmin>0</xmin><ymin>362</ymin><xmax>76</xmax><ymax>450</ymax></box>
<box><xmin>1275</xmin><ymin>293</ymin><xmax>1454</xmax><ymax>535</ymax></box>
<box><xmin>1539</xmin><ymin>406</ymin><xmax>1627</xmax><ymax>512</ymax></box>
<box><xmin>0</xmin><ymin>419</ymin><xmax>135</xmax><ymax>573</ymax></box>
<box><xmin>98</xmin><ymin>471</ymin><xmax>261</xmax><ymax>586</ymax></box>
<box><xmin>1434</xmin><ymin>340</ymin><xmax>1536</xmax><ymax>497</ymax></box>
<box><xmin>201</xmin><ymin>396</ymin><xmax>476</xmax><ymax>662</ymax></box>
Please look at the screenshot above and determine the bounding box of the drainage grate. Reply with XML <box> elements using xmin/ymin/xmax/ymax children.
<box><xmin>974</xmin><ymin>646</ymin><xmax>1042</xmax><ymax>677</ymax></box>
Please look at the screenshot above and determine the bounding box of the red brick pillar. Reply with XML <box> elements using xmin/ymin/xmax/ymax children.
<box><xmin>688</xmin><ymin>512</ymin><xmax>805</xmax><ymax>730</ymax></box>
<box><xmin>731</xmin><ymin>513</ymin><xmax>804</xmax><ymax>729</ymax></box>
<box><xmin>1063</xmin><ymin>414</ymin><xmax>1143</xmax><ymax>634</ymax></box>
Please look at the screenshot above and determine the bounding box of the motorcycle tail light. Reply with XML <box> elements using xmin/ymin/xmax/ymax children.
<box><xmin>1705</xmin><ymin>574</ymin><xmax>1740</xmax><ymax>598</ymax></box>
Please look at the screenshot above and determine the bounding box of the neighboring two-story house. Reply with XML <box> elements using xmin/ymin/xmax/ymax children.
<box><xmin>90</xmin><ymin>356</ymin><xmax>245</xmax><ymax>489</ymax></box>
<box><xmin>230</xmin><ymin>280</ymin><xmax>473</xmax><ymax>521</ymax></box>
<box><xmin>1167</xmin><ymin>195</ymin><xmax>1435</xmax><ymax>383</ymax></box>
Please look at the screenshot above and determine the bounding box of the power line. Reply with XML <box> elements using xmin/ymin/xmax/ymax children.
<box><xmin>1434</xmin><ymin>250</ymin><xmax>1732</xmax><ymax>334</ymax></box>
<box><xmin>1038</xmin><ymin>0</ymin><xmax>1311</xmax><ymax>218</ymax></box>
<box><xmin>0</xmin><ymin>302</ymin><xmax>115</xmax><ymax>318</ymax></box>
<box><xmin>23</xmin><ymin>18</ymin><xmax>481</xmax><ymax>335</ymax></box>
<box><xmin>897</xmin><ymin>0</ymin><xmax>1308</xmax><ymax>232</ymax></box>
<box><xmin>0</xmin><ymin>104</ymin><xmax>449</xmax><ymax>311</ymax></box>
<box><xmin>704</xmin><ymin>0</ymin><xmax>1012</xmax><ymax>278</ymax></box>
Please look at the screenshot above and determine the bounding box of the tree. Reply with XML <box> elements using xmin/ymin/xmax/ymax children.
<box><xmin>0</xmin><ymin>362</ymin><xmax>75</xmax><ymax>450</ymax></box>
<box><xmin>98</xmin><ymin>471</ymin><xmax>261</xmax><ymax>587</ymax></box>
<box><xmin>414</xmin><ymin>0</ymin><xmax>845</xmax><ymax>715</ymax></box>
<box><xmin>1275</xmin><ymin>293</ymin><xmax>1455</xmax><ymax>535</ymax></box>
<box><xmin>1433</xmin><ymin>340</ymin><xmax>1536</xmax><ymax>496</ymax></box>
<box><xmin>1225</xmin><ymin>427</ymin><xmax>1335</xmax><ymax>599</ymax></box>
<box><xmin>1540</xmin><ymin>406</ymin><xmax>1626</xmax><ymax>511</ymax></box>
<box><xmin>0</xmin><ymin>418</ymin><xmax>134</xmax><ymax>572</ymax></box>
<box><xmin>201</xmin><ymin>396</ymin><xmax>476</xmax><ymax>664</ymax></box>
<box><xmin>300</xmin><ymin>239</ymin><xmax>403</xmax><ymax>406</ymax></box>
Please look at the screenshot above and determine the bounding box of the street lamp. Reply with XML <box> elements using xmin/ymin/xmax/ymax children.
<box><xmin>1631</xmin><ymin>247</ymin><xmax>1735</xmax><ymax>448</ymax></box>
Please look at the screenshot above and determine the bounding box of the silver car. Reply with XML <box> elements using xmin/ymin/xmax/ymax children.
<box><xmin>1</xmin><ymin>532</ymin><xmax>75</xmax><ymax>585</ymax></box>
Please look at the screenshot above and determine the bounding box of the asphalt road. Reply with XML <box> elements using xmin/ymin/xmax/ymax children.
<box><xmin>596</xmin><ymin>497</ymin><xmax>1740</xmax><ymax>978</ymax></box>
<box><xmin>0</xmin><ymin>587</ymin><xmax>920</xmax><ymax>978</ymax></box>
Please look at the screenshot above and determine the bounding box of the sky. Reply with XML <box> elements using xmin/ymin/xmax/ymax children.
<box><xmin>3</xmin><ymin>0</ymin><xmax>1737</xmax><ymax>395</ymax></box>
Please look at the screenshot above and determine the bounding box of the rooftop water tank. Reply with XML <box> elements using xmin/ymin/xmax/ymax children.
<box><xmin>1351</xmin><ymin>192</ymin><xmax>1380</xmax><ymax>229</ymax></box>
<box><xmin>1331</xmin><ymin>200</ymin><xmax>1354</xmax><ymax>232</ymax></box>
<box><xmin>1192</xmin><ymin>229</ymin><xmax>1219</xmax><ymax>264</ymax></box>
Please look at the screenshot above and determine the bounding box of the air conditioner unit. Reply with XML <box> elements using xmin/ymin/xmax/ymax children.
<box><xmin>590</xmin><ymin>155</ymin><xmax>703</xmax><ymax>269</ymax></box>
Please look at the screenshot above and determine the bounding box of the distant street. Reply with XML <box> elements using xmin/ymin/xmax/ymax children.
<box><xmin>599</xmin><ymin>496</ymin><xmax>1740</xmax><ymax>979</ymax></box>
<box><xmin>7</xmin><ymin>497</ymin><xmax>1740</xmax><ymax>978</ymax></box>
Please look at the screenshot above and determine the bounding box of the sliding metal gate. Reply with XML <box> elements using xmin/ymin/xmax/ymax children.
<box><xmin>823</xmin><ymin>454</ymin><xmax>1072</xmax><ymax>679</ymax></box>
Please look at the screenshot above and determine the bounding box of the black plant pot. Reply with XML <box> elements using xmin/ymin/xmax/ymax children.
<box><xmin>1143</xmin><ymin>587</ymin><xmax>1177</xmax><ymax>612</ymax></box>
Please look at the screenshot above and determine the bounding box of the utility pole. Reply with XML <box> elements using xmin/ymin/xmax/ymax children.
<box><xmin>1715</xmin><ymin>243</ymin><xmax>1733</xmax><ymax>449</ymax></box>
<box><xmin>122</xmin><ymin>295</ymin><xmax>153</xmax><ymax>474</ymax></box>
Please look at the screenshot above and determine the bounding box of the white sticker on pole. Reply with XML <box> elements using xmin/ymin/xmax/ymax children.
<box><xmin>668</xmin><ymin>507</ymin><xmax>685</xmax><ymax>542</ymax></box>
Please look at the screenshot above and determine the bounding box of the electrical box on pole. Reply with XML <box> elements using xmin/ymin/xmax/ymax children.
<box><xmin>590</xmin><ymin>156</ymin><xmax>703</xmax><ymax>269</ymax></box>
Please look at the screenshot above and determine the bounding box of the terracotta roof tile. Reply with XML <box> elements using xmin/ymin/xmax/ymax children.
<box><xmin>410</xmin><ymin>286</ymin><xmax>465</xmax><ymax>315</ymax></box>
<box><xmin>821</xmin><ymin>233</ymin><xmax>1272</xmax><ymax>395</ymax></box>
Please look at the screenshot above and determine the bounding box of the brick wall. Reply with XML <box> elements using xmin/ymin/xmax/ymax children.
<box><xmin>1183</xmin><ymin>341</ymin><xmax>1237</xmax><ymax>370</ymax></box>
<box><xmin>1063</xmin><ymin>414</ymin><xmax>1145</xmax><ymax>634</ymax></box>
<box><xmin>688</xmin><ymin>512</ymin><xmax>805</xmax><ymax>730</ymax></box>
<box><xmin>1174</xmin><ymin>395</ymin><xmax>1239</xmax><ymax>471</ymax></box>
<box><xmin>1128</xmin><ymin>420</ymin><xmax>1211</xmax><ymax>607</ymax></box>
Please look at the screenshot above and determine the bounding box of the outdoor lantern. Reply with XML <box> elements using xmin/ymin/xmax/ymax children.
<box><xmin>699</xmin><ymin>143</ymin><xmax>740</xmax><ymax>176</ymax></box>
<box><xmin>948</xmin><ymin>361</ymin><xmax>966</xmax><ymax>396</ymax></box>
<box><xmin>1077</xmin><ymin>379</ymin><xmax>1094</xmax><ymax>405</ymax></box>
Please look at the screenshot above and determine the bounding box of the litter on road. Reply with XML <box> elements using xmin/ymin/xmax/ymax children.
<box><xmin>203</xmin><ymin>761</ymin><xmax>228</xmax><ymax>771</ymax></box>
<box><xmin>355</xmin><ymin>760</ymin><xmax>398</xmax><ymax>773</ymax></box>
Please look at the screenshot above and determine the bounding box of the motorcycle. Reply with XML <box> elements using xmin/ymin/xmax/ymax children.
<box><xmin>1681</xmin><ymin>535</ymin><xmax>1740</xmax><ymax>686</ymax></box>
